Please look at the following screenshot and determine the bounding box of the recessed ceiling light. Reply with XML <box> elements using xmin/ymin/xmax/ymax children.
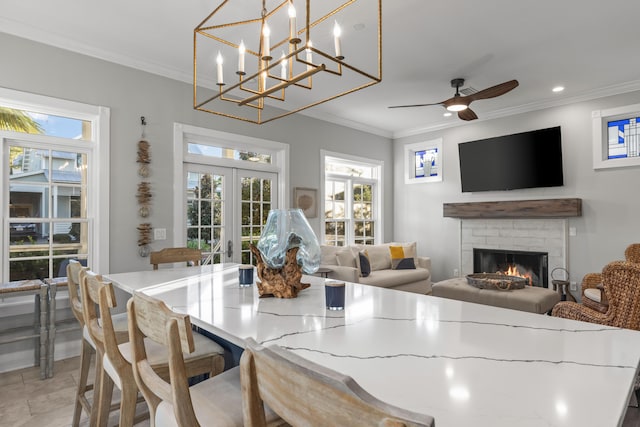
<box><xmin>552</xmin><ymin>86</ymin><xmax>565</xmax><ymax>93</ymax></box>
<box><xmin>443</xmin><ymin>112</ymin><xmax>452</xmax><ymax>117</ymax></box>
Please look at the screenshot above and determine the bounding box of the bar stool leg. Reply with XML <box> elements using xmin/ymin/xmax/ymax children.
<box><xmin>33</xmin><ymin>293</ymin><xmax>40</xmax><ymax>369</ymax></box>
<box><xmin>72</xmin><ymin>338</ymin><xmax>95</xmax><ymax>427</ymax></box>
<box><xmin>47</xmin><ymin>282</ymin><xmax>57</xmax><ymax>378</ymax></box>
<box><xmin>94</xmin><ymin>359</ymin><xmax>114</xmax><ymax>427</ymax></box>
<box><xmin>38</xmin><ymin>284</ymin><xmax>48</xmax><ymax>380</ymax></box>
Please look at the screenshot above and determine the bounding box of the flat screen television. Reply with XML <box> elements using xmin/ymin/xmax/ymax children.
<box><xmin>458</xmin><ymin>126</ymin><xmax>564</xmax><ymax>192</ymax></box>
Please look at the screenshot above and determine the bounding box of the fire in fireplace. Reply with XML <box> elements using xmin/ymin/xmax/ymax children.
<box><xmin>473</xmin><ymin>248</ymin><xmax>549</xmax><ymax>287</ymax></box>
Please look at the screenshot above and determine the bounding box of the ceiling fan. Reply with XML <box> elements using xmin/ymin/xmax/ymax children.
<box><xmin>388</xmin><ymin>78</ymin><xmax>519</xmax><ymax>121</ymax></box>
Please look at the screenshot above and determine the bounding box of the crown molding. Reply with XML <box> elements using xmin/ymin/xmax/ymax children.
<box><xmin>4</xmin><ymin>19</ymin><xmax>640</xmax><ymax>141</ymax></box>
<box><xmin>296</xmin><ymin>110</ymin><xmax>393</xmax><ymax>138</ymax></box>
<box><xmin>0</xmin><ymin>19</ymin><xmax>192</xmax><ymax>85</ymax></box>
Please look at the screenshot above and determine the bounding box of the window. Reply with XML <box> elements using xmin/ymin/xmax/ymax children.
<box><xmin>1</xmin><ymin>88</ymin><xmax>109</xmax><ymax>281</ymax></box>
<box><xmin>592</xmin><ymin>103</ymin><xmax>640</xmax><ymax>169</ymax></box>
<box><xmin>322</xmin><ymin>153</ymin><xmax>382</xmax><ymax>246</ymax></box>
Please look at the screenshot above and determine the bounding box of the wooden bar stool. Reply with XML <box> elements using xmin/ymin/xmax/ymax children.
<box><xmin>150</xmin><ymin>247</ymin><xmax>202</xmax><ymax>270</ymax></box>
<box><xmin>240</xmin><ymin>338</ymin><xmax>435</xmax><ymax>427</ymax></box>
<box><xmin>127</xmin><ymin>292</ymin><xmax>284</xmax><ymax>427</ymax></box>
<box><xmin>82</xmin><ymin>272</ymin><xmax>226</xmax><ymax>426</ymax></box>
<box><xmin>65</xmin><ymin>260</ymin><xmax>129</xmax><ymax>426</ymax></box>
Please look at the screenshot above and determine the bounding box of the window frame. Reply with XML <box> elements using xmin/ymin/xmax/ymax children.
<box><xmin>172</xmin><ymin>123</ymin><xmax>289</xmax><ymax>249</ymax></box>
<box><xmin>321</xmin><ymin>150</ymin><xmax>383</xmax><ymax>246</ymax></box>
<box><xmin>1</xmin><ymin>87</ymin><xmax>110</xmax><ymax>280</ymax></box>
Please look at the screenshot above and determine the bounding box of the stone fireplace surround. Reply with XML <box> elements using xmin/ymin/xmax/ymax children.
<box><xmin>443</xmin><ymin>199</ymin><xmax>581</xmax><ymax>289</ymax></box>
<box><xmin>460</xmin><ymin>218</ymin><xmax>567</xmax><ymax>288</ymax></box>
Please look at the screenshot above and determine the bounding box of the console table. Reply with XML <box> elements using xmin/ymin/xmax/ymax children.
<box><xmin>0</xmin><ymin>279</ymin><xmax>49</xmax><ymax>379</ymax></box>
<box><xmin>106</xmin><ymin>264</ymin><xmax>640</xmax><ymax>426</ymax></box>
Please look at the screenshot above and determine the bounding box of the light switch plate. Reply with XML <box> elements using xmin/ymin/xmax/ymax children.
<box><xmin>154</xmin><ymin>228</ymin><xmax>167</xmax><ymax>240</ymax></box>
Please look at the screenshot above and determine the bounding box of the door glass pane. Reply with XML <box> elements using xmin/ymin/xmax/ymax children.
<box><xmin>240</xmin><ymin>175</ymin><xmax>273</xmax><ymax>265</ymax></box>
<box><xmin>186</xmin><ymin>172</ymin><xmax>224</xmax><ymax>258</ymax></box>
<box><xmin>187</xmin><ymin>142</ymin><xmax>272</xmax><ymax>164</ymax></box>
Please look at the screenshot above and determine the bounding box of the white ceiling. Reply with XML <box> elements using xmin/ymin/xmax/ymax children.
<box><xmin>2</xmin><ymin>0</ymin><xmax>640</xmax><ymax>138</ymax></box>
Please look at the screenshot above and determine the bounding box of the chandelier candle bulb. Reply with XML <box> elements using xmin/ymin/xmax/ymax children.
<box><xmin>238</xmin><ymin>41</ymin><xmax>246</xmax><ymax>74</ymax></box>
<box><xmin>262</xmin><ymin>24</ymin><xmax>271</xmax><ymax>59</ymax></box>
<box><xmin>288</xmin><ymin>2</ymin><xmax>300</xmax><ymax>43</ymax></box>
<box><xmin>216</xmin><ymin>51</ymin><xmax>224</xmax><ymax>85</ymax></box>
<box><xmin>333</xmin><ymin>21</ymin><xmax>342</xmax><ymax>58</ymax></box>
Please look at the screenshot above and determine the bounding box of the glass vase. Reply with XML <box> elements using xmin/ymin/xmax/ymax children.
<box><xmin>256</xmin><ymin>209</ymin><xmax>320</xmax><ymax>274</ymax></box>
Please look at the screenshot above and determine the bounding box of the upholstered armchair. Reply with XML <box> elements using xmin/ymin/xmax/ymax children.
<box><xmin>581</xmin><ymin>243</ymin><xmax>640</xmax><ymax>312</ymax></box>
<box><xmin>552</xmin><ymin>260</ymin><xmax>640</xmax><ymax>330</ymax></box>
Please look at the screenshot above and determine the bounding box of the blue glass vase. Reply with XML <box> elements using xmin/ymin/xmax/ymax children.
<box><xmin>256</xmin><ymin>209</ymin><xmax>320</xmax><ymax>274</ymax></box>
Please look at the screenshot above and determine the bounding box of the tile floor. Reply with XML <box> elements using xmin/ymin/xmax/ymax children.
<box><xmin>1</xmin><ymin>356</ymin><xmax>639</xmax><ymax>427</ymax></box>
<box><xmin>0</xmin><ymin>356</ymin><xmax>149</xmax><ymax>427</ymax></box>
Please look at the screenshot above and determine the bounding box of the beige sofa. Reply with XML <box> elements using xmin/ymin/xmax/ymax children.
<box><xmin>319</xmin><ymin>242</ymin><xmax>431</xmax><ymax>294</ymax></box>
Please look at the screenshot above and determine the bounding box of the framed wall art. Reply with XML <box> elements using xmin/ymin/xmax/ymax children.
<box><xmin>293</xmin><ymin>187</ymin><xmax>318</xmax><ymax>218</ymax></box>
<box><xmin>404</xmin><ymin>138</ymin><xmax>443</xmax><ymax>184</ymax></box>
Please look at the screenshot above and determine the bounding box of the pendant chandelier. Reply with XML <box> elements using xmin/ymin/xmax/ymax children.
<box><xmin>194</xmin><ymin>0</ymin><xmax>382</xmax><ymax>124</ymax></box>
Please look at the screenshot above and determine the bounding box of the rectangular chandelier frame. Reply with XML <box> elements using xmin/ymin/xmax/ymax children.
<box><xmin>193</xmin><ymin>0</ymin><xmax>382</xmax><ymax>124</ymax></box>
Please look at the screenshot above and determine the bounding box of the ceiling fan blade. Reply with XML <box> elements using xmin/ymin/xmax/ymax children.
<box><xmin>458</xmin><ymin>108</ymin><xmax>478</xmax><ymax>121</ymax></box>
<box><xmin>467</xmin><ymin>80</ymin><xmax>519</xmax><ymax>102</ymax></box>
<box><xmin>388</xmin><ymin>102</ymin><xmax>444</xmax><ymax>109</ymax></box>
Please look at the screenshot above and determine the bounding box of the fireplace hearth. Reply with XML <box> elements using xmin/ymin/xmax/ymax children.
<box><xmin>473</xmin><ymin>248</ymin><xmax>549</xmax><ymax>287</ymax></box>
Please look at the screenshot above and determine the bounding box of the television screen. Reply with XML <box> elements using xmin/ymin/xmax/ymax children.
<box><xmin>458</xmin><ymin>126</ymin><xmax>563</xmax><ymax>192</ymax></box>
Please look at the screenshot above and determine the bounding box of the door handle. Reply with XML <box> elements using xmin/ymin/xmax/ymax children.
<box><xmin>227</xmin><ymin>240</ymin><xmax>233</xmax><ymax>258</ymax></box>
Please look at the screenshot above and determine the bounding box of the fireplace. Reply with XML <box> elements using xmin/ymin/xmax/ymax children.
<box><xmin>473</xmin><ymin>248</ymin><xmax>549</xmax><ymax>287</ymax></box>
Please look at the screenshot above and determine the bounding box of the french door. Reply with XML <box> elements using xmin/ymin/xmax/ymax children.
<box><xmin>184</xmin><ymin>163</ymin><xmax>277</xmax><ymax>265</ymax></box>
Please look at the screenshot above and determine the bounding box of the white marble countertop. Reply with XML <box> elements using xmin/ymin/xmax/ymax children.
<box><xmin>107</xmin><ymin>265</ymin><xmax>640</xmax><ymax>427</ymax></box>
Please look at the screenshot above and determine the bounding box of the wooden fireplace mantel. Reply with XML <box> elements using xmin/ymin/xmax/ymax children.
<box><xmin>443</xmin><ymin>198</ymin><xmax>582</xmax><ymax>219</ymax></box>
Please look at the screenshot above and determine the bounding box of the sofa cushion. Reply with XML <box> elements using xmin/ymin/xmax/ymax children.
<box><xmin>392</xmin><ymin>241</ymin><xmax>417</xmax><ymax>264</ymax></box>
<box><xmin>389</xmin><ymin>245</ymin><xmax>416</xmax><ymax>270</ymax></box>
<box><xmin>320</xmin><ymin>245</ymin><xmax>341</xmax><ymax>266</ymax></box>
<box><xmin>393</xmin><ymin>258</ymin><xmax>416</xmax><ymax>270</ymax></box>
<box><xmin>358</xmin><ymin>251</ymin><xmax>371</xmax><ymax>277</ymax></box>
<box><xmin>359</xmin><ymin>268</ymin><xmax>428</xmax><ymax>288</ymax></box>
<box><xmin>365</xmin><ymin>244</ymin><xmax>392</xmax><ymax>271</ymax></box>
<box><xmin>336</xmin><ymin>248</ymin><xmax>357</xmax><ymax>268</ymax></box>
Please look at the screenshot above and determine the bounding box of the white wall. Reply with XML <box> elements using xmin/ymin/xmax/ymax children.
<box><xmin>0</xmin><ymin>32</ymin><xmax>394</xmax><ymax>276</ymax></box>
<box><xmin>0</xmin><ymin>32</ymin><xmax>394</xmax><ymax>371</ymax></box>
<box><xmin>393</xmin><ymin>91</ymin><xmax>640</xmax><ymax>287</ymax></box>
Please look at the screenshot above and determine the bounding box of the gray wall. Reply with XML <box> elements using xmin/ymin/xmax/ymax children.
<box><xmin>0</xmin><ymin>32</ymin><xmax>394</xmax><ymax>275</ymax></box>
<box><xmin>394</xmin><ymin>91</ymin><xmax>640</xmax><ymax>286</ymax></box>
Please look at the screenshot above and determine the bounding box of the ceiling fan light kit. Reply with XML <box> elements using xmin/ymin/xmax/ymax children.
<box><xmin>445</xmin><ymin>102</ymin><xmax>468</xmax><ymax>112</ymax></box>
<box><xmin>194</xmin><ymin>0</ymin><xmax>382</xmax><ymax>124</ymax></box>
<box><xmin>389</xmin><ymin>78</ymin><xmax>519</xmax><ymax>121</ymax></box>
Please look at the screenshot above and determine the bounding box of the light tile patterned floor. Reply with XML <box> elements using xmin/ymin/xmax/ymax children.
<box><xmin>0</xmin><ymin>356</ymin><xmax>149</xmax><ymax>427</ymax></box>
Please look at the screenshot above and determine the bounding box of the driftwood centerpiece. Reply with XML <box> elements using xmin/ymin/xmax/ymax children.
<box><xmin>250</xmin><ymin>244</ymin><xmax>310</xmax><ymax>298</ymax></box>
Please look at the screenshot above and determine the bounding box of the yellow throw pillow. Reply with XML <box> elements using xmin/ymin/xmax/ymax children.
<box><xmin>390</xmin><ymin>245</ymin><xmax>416</xmax><ymax>270</ymax></box>
<box><xmin>389</xmin><ymin>245</ymin><xmax>405</xmax><ymax>259</ymax></box>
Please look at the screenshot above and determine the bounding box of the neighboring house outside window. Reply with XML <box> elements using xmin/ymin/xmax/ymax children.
<box><xmin>322</xmin><ymin>153</ymin><xmax>382</xmax><ymax>247</ymax></box>
<box><xmin>1</xmin><ymin>88</ymin><xmax>109</xmax><ymax>281</ymax></box>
